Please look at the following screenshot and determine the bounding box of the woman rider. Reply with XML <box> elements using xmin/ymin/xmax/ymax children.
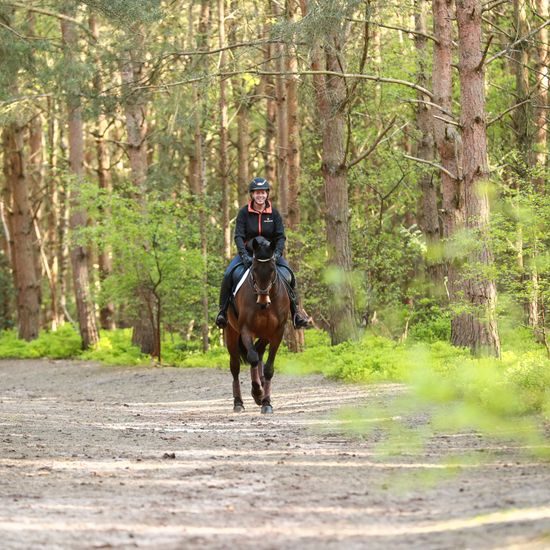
<box><xmin>215</xmin><ymin>177</ymin><xmax>311</xmax><ymax>330</ymax></box>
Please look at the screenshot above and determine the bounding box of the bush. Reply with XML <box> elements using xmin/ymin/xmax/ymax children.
<box><xmin>80</xmin><ymin>329</ymin><xmax>149</xmax><ymax>366</ymax></box>
<box><xmin>409</xmin><ymin>299</ymin><xmax>451</xmax><ymax>342</ymax></box>
<box><xmin>0</xmin><ymin>325</ymin><xmax>81</xmax><ymax>359</ymax></box>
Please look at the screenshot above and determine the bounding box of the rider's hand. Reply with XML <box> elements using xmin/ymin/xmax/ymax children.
<box><xmin>241</xmin><ymin>254</ymin><xmax>253</xmax><ymax>268</ymax></box>
<box><xmin>273</xmin><ymin>251</ymin><xmax>281</xmax><ymax>262</ymax></box>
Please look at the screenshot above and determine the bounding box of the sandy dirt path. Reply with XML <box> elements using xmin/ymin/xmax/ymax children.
<box><xmin>0</xmin><ymin>359</ymin><xmax>549</xmax><ymax>549</ymax></box>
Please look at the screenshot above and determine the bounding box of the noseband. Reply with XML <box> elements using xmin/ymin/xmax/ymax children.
<box><xmin>250</xmin><ymin>255</ymin><xmax>277</xmax><ymax>306</ymax></box>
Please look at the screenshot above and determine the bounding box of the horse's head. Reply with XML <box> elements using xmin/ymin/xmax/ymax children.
<box><xmin>251</xmin><ymin>237</ymin><xmax>277</xmax><ymax>308</ymax></box>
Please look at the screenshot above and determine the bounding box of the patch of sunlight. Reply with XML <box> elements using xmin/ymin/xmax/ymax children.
<box><xmin>0</xmin><ymin>506</ymin><xmax>549</xmax><ymax>537</ymax></box>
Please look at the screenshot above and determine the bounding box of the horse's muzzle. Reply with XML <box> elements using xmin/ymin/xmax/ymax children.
<box><xmin>257</xmin><ymin>294</ymin><xmax>271</xmax><ymax>308</ymax></box>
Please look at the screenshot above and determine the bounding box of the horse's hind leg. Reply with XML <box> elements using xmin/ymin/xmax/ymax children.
<box><xmin>226</xmin><ymin>328</ymin><xmax>244</xmax><ymax>412</ymax></box>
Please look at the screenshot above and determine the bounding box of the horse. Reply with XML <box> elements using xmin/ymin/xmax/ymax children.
<box><xmin>224</xmin><ymin>236</ymin><xmax>290</xmax><ymax>414</ymax></box>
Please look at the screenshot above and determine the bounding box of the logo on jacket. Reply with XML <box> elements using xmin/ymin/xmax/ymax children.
<box><xmin>264</xmin><ymin>217</ymin><xmax>273</xmax><ymax>223</ymax></box>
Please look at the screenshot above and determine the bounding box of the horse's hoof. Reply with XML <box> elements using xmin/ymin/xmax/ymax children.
<box><xmin>233</xmin><ymin>404</ymin><xmax>245</xmax><ymax>413</ymax></box>
<box><xmin>261</xmin><ymin>404</ymin><xmax>273</xmax><ymax>414</ymax></box>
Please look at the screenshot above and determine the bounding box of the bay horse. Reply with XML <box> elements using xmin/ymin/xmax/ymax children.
<box><xmin>225</xmin><ymin>236</ymin><xmax>290</xmax><ymax>414</ymax></box>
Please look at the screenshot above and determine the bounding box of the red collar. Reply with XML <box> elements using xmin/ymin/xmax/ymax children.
<box><xmin>248</xmin><ymin>200</ymin><xmax>272</xmax><ymax>214</ymax></box>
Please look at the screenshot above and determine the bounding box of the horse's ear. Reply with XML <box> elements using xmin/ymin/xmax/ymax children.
<box><xmin>270</xmin><ymin>240</ymin><xmax>276</xmax><ymax>251</ymax></box>
<box><xmin>251</xmin><ymin>237</ymin><xmax>259</xmax><ymax>251</ymax></box>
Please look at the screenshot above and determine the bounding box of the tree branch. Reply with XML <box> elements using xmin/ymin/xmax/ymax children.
<box><xmin>433</xmin><ymin>114</ymin><xmax>462</xmax><ymax>128</ymax></box>
<box><xmin>476</xmin><ymin>34</ymin><xmax>493</xmax><ymax>71</ymax></box>
<box><xmin>403</xmin><ymin>154</ymin><xmax>459</xmax><ymax>181</ymax></box>
<box><xmin>5</xmin><ymin>2</ymin><xmax>94</xmax><ymax>37</ymax></box>
<box><xmin>138</xmin><ymin>69</ymin><xmax>434</xmax><ymax>98</ymax></box>
<box><xmin>348</xmin><ymin>18</ymin><xmax>440</xmax><ymax>44</ymax></box>
<box><xmin>487</xmin><ymin>98</ymin><xmax>532</xmax><ymax>127</ymax></box>
<box><xmin>348</xmin><ymin>115</ymin><xmax>397</xmax><ymax>169</ymax></box>
<box><xmin>487</xmin><ymin>19</ymin><xmax>550</xmax><ymax>65</ymax></box>
<box><xmin>404</xmin><ymin>98</ymin><xmax>454</xmax><ymax>118</ymax></box>
<box><xmin>161</xmin><ymin>39</ymin><xmax>290</xmax><ymax>60</ymax></box>
<box><xmin>482</xmin><ymin>0</ymin><xmax>511</xmax><ymax>13</ymax></box>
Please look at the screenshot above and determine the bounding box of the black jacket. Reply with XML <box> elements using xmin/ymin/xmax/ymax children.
<box><xmin>234</xmin><ymin>201</ymin><xmax>286</xmax><ymax>259</ymax></box>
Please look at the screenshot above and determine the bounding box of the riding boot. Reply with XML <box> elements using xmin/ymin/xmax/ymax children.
<box><xmin>215</xmin><ymin>273</ymin><xmax>233</xmax><ymax>329</ymax></box>
<box><xmin>289</xmin><ymin>292</ymin><xmax>312</xmax><ymax>329</ymax></box>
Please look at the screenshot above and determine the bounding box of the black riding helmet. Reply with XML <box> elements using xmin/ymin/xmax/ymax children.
<box><xmin>248</xmin><ymin>177</ymin><xmax>271</xmax><ymax>193</ymax></box>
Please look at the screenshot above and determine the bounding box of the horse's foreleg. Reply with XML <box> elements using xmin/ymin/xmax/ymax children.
<box><xmin>240</xmin><ymin>331</ymin><xmax>264</xmax><ymax>406</ymax></box>
<box><xmin>232</xmin><ymin>369</ymin><xmax>244</xmax><ymax>412</ymax></box>
<box><xmin>261</xmin><ymin>336</ymin><xmax>282</xmax><ymax>414</ymax></box>
<box><xmin>256</xmin><ymin>339</ymin><xmax>269</xmax><ymax>386</ymax></box>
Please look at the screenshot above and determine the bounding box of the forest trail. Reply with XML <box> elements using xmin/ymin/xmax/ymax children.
<box><xmin>0</xmin><ymin>359</ymin><xmax>549</xmax><ymax>549</ymax></box>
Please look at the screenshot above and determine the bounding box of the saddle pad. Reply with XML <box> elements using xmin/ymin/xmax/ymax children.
<box><xmin>233</xmin><ymin>267</ymin><xmax>250</xmax><ymax>296</ymax></box>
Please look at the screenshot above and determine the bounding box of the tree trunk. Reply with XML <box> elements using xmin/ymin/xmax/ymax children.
<box><xmin>61</xmin><ymin>17</ymin><xmax>99</xmax><ymax>349</ymax></box>
<box><xmin>530</xmin><ymin>0</ymin><xmax>549</xmax><ymax>338</ymax></box>
<box><xmin>284</xmin><ymin>0</ymin><xmax>304</xmax><ymax>353</ymax></box>
<box><xmin>533</xmin><ymin>0</ymin><xmax>548</xmax><ymax>194</ymax></box>
<box><xmin>191</xmin><ymin>0</ymin><xmax>212</xmax><ymax>352</ymax></box>
<box><xmin>119</xmin><ymin>26</ymin><xmax>158</xmax><ymax>356</ymax></box>
<box><xmin>218</xmin><ymin>0</ymin><xmax>231</xmax><ymax>261</ymax></box>
<box><xmin>28</xmin><ymin>112</ymin><xmax>43</xmax><ymax>285</ymax></box>
<box><xmin>264</xmin><ymin>22</ymin><xmax>277</xmax><ymax>184</ymax></box>
<box><xmin>310</xmin><ymin>19</ymin><xmax>357</xmax><ymax>344</ymax></box>
<box><xmin>273</xmin><ymin>2</ymin><xmax>289</xmax><ymax>218</ymax></box>
<box><xmin>3</xmin><ymin>123</ymin><xmax>41</xmax><ymax>341</ymax></box>
<box><xmin>90</xmin><ymin>13</ymin><xmax>115</xmax><ymax>331</ymax></box>
<box><xmin>229</xmin><ymin>0</ymin><xmax>251</xmax><ymax>204</ymax></box>
<box><xmin>512</xmin><ymin>0</ymin><xmax>532</xmax><ymax>159</ymax></box>
<box><xmin>414</xmin><ymin>0</ymin><xmax>440</xmax><ymax>288</ymax></box>
<box><xmin>432</xmin><ymin>0</ymin><xmax>464</xmax><ymax>304</ymax></box>
<box><xmin>120</xmin><ymin>43</ymin><xmax>148</xmax><ymax>194</ymax></box>
<box><xmin>236</xmin><ymin>97</ymin><xmax>250</xmax><ymax>205</ymax></box>
<box><xmin>511</xmin><ymin>0</ymin><xmax>537</xmax><ymax>330</ymax></box>
<box><xmin>45</xmin><ymin>96</ymin><xmax>63</xmax><ymax>329</ymax></box>
<box><xmin>453</xmin><ymin>0</ymin><xmax>500</xmax><ymax>356</ymax></box>
<box><xmin>195</xmin><ymin>87</ymin><xmax>210</xmax><ymax>353</ymax></box>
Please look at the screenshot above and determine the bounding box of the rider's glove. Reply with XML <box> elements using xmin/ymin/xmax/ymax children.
<box><xmin>273</xmin><ymin>251</ymin><xmax>281</xmax><ymax>262</ymax></box>
<box><xmin>241</xmin><ymin>254</ymin><xmax>253</xmax><ymax>268</ymax></box>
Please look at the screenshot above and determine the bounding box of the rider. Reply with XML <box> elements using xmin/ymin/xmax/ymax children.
<box><xmin>215</xmin><ymin>177</ymin><xmax>311</xmax><ymax>330</ymax></box>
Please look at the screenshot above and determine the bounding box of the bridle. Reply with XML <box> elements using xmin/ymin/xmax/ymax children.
<box><xmin>250</xmin><ymin>254</ymin><xmax>278</xmax><ymax>305</ymax></box>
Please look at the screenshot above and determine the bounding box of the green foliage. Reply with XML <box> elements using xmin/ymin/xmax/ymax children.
<box><xmin>77</xmin><ymin>182</ymin><xmax>211</xmax><ymax>336</ymax></box>
<box><xmin>0</xmin><ymin>325</ymin><xmax>82</xmax><ymax>359</ymax></box>
<box><xmin>80</xmin><ymin>329</ymin><xmax>149</xmax><ymax>365</ymax></box>
<box><xmin>81</xmin><ymin>0</ymin><xmax>162</xmax><ymax>25</ymax></box>
<box><xmin>290</xmin><ymin>330</ymin><xmax>549</xmax><ymax>461</ymax></box>
<box><xmin>408</xmin><ymin>299</ymin><xmax>451</xmax><ymax>342</ymax></box>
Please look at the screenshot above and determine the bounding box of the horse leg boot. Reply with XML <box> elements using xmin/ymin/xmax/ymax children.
<box><xmin>215</xmin><ymin>272</ymin><xmax>233</xmax><ymax>329</ymax></box>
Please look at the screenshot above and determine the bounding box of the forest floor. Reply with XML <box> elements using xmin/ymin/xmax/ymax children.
<box><xmin>0</xmin><ymin>359</ymin><xmax>549</xmax><ymax>549</ymax></box>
